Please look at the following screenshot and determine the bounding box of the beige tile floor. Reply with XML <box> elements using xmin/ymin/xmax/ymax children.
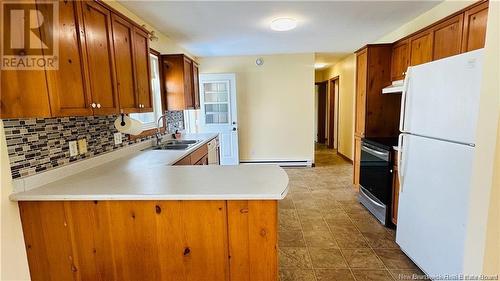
<box><xmin>279</xmin><ymin>144</ymin><xmax>423</xmax><ymax>281</ymax></box>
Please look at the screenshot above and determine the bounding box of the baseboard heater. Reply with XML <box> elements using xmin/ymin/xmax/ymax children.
<box><xmin>239</xmin><ymin>160</ymin><xmax>312</xmax><ymax>167</ymax></box>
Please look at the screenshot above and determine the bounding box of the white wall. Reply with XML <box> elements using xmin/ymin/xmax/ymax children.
<box><xmin>199</xmin><ymin>54</ymin><xmax>315</xmax><ymax>163</ymax></box>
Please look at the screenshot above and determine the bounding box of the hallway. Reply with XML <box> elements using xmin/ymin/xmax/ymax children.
<box><xmin>279</xmin><ymin>146</ymin><xmax>422</xmax><ymax>281</ymax></box>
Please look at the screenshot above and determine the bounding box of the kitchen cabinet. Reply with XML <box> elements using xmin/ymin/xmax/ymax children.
<box><xmin>173</xmin><ymin>142</ymin><xmax>210</xmax><ymax>165</ymax></box>
<box><xmin>0</xmin><ymin>1</ymin><xmax>52</xmax><ymax>118</ymax></box>
<box><xmin>432</xmin><ymin>14</ymin><xmax>464</xmax><ymax>60</ymax></box>
<box><xmin>161</xmin><ymin>54</ymin><xmax>200</xmax><ymax>110</ymax></box>
<box><xmin>19</xmin><ymin>200</ymin><xmax>277</xmax><ymax>281</ymax></box>
<box><xmin>80</xmin><ymin>1</ymin><xmax>119</xmax><ymax>115</ymax></box>
<box><xmin>133</xmin><ymin>28</ymin><xmax>153</xmax><ymax>112</ymax></box>
<box><xmin>193</xmin><ymin>62</ymin><xmax>200</xmax><ymax>109</ymax></box>
<box><xmin>462</xmin><ymin>1</ymin><xmax>489</xmax><ymax>52</ymax></box>
<box><xmin>44</xmin><ymin>0</ymin><xmax>93</xmax><ymax>117</ymax></box>
<box><xmin>390</xmin><ymin>39</ymin><xmax>410</xmax><ymax>81</ymax></box>
<box><xmin>409</xmin><ymin>29</ymin><xmax>433</xmax><ymax>66</ymax></box>
<box><xmin>354</xmin><ymin>45</ymin><xmax>401</xmax><ymax>187</ymax></box>
<box><xmin>111</xmin><ymin>16</ymin><xmax>152</xmax><ymax>114</ymax></box>
<box><xmin>392</xmin><ymin>151</ymin><xmax>400</xmax><ymax>225</ymax></box>
<box><xmin>1</xmin><ymin>0</ymin><xmax>153</xmax><ymax>118</ymax></box>
<box><xmin>355</xmin><ymin>49</ymin><xmax>367</xmax><ymax>137</ymax></box>
<box><xmin>353</xmin><ymin>137</ymin><xmax>361</xmax><ymax>187</ymax></box>
<box><xmin>111</xmin><ymin>15</ymin><xmax>137</xmax><ymax>113</ymax></box>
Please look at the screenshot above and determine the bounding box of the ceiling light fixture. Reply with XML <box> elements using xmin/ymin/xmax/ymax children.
<box><xmin>314</xmin><ymin>63</ymin><xmax>327</xmax><ymax>69</ymax></box>
<box><xmin>270</xmin><ymin>18</ymin><xmax>297</xmax><ymax>31</ymax></box>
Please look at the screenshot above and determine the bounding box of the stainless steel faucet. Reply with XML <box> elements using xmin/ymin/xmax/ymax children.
<box><xmin>155</xmin><ymin>113</ymin><xmax>168</xmax><ymax>146</ymax></box>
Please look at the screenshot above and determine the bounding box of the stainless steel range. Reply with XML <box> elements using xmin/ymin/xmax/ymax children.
<box><xmin>358</xmin><ymin>137</ymin><xmax>398</xmax><ymax>226</ymax></box>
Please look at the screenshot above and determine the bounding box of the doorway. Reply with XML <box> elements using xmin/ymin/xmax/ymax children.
<box><xmin>315</xmin><ymin>81</ymin><xmax>328</xmax><ymax>144</ymax></box>
<box><xmin>198</xmin><ymin>73</ymin><xmax>239</xmax><ymax>165</ymax></box>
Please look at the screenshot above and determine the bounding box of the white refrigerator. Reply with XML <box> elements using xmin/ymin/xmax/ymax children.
<box><xmin>396</xmin><ymin>49</ymin><xmax>484</xmax><ymax>276</ymax></box>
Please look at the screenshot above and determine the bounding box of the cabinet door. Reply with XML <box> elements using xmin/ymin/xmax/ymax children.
<box><xmin>0</xmin><ymin>2</ymin><xmax>51</xmax><ymax>118</ymax></box>
<box><xmin>111</xmin><ymin>15</ymin><xmax>138</xmax><ymax>113</ymax></box>
<box><xmin>409</xmin><ymin>30</ymin><xmax>433</xmax><ymax>66</ymax></box>
<box><xmin>353</xmin><ymin>137</ymin><xmax>361</xmax><ymax>187</ymax></box>
<box><xmin>391</xmin><ymin>39</ymin><xmax>410</xmax><ymax>81</ymax></box>
<box><xmin>192</xmin><ymin>62</ymin><xmax>200</xmax><ymax>109</ymax></box>
<box><xmin>133</xmin><ymin>28</ymin><xmax>153</xmax><ymax>112</ymax></box>
<box><xmin>392</xmin><ymin>165</ymin><xmax>400</xmax><ymax>225</ymax></box>
<box><xmin>433</xmin><ymin>14</ymin><xmax>464</xmax><ymax>60</ymax></box>
<box><xmin>183</xmin><ymin>57</ymin><xmax>194</xmax><ymax>109</ymax></box>
<box><xmin>81</xmin><ymin>1</ymin><xmax>119</xmax><ymax>115</ymax></box>
<box><xmin>355</xmin><ymin>50</ymin><xmax>367</xmax><ymax>137</ymax></box>
<box><xmin>462</xmin><ymin>1</ymin><xmax>488</xmax><ymax>52</ymax></box>
<box><xmin>42</xmin><ymin>0</ymin><xmax>93</xmax><ymax>117</ymax></box>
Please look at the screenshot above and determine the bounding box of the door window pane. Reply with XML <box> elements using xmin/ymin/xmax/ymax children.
<box><xmin>203</xmin><ymin>81</ymin><xmax>230</xmax><ymax>124</ymax></box>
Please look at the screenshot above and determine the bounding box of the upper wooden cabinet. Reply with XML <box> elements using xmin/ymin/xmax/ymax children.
<box><xmin>161</xmin><ymin>54</ymin><xmax>200</xmax><ymax>110</ymax></box>
<box><xmin>133</xmin><ymin>28</ymin><xmax>153</xmax><ymax>112</ymax></box>
<box><xmin>193</xmin><ymin>62</ymin><xmax>200</xmax><ymax>109</ymax></box>
<box><xmin>44</xmin><ymin>0</ymin><xmax>93</xmax><ymax>117</ymax></box>
<box><xmin>409</xmin><ymin>30</ymin><xmax>433</xmax><ymax>66</ymax></box>
<box><xmin>388</xmin><ymin>0</ymin><xmax>488</xmax><ymax>82</ymax></box>
<box><xmin>112</xmin><ymin>15</ymin><xmax>137</xmax><ymax>113</ymax></box>
<box><xmin>355</xmin><ymin>45</ymin><xmax>401</xmax><ymax>138</ymax></box>
<box><xmin>0</xmin><ymin>0</ymin><xmax>153</xmax><ymax>118</ymax></box>
<box><xmin>355</xmin><ymin>50</ymin><xmax>368</xmax><ymax>137</ymax></box>
<box><xmin>111</xmin><ymin>15</ymin><xmax>153</xmax><ymax>114</ymax></box>
<box><xmin>390</xmin><ymin>39</ymin><xmax>410</xmax><ymax>81</ymax></box>
<box><xmin>432</xmin><ymin>14</ymin><xmax>464</xmax><ymax>60</ymax></box>
<box><xmin>81</xmin><ymin>1</ymin><xmax>119</xmax><ymax>115</ymax></box>
<box><xmin>462</xmin><ymin>1</ymin><xmax>489</xmax><ymax>52</ymax></box>
<box><xmin>0</xmin><ymin>1</ymin><xmax>51</xmax><ymax>118</ymax></box>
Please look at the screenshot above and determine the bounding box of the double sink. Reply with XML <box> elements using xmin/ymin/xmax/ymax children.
<box><xmin>153</xmin><ymin>139</ymin><xmax>199</xmax><ymax>150</ymax></box>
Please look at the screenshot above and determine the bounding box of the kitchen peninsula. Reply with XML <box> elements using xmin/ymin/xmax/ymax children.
<box><xmin>10</xmin><ymin>134</ymin><xmax>289</xmax><ymax>281</ymax></box>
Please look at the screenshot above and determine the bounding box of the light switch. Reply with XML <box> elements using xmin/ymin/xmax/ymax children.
<box><xmin>78</xmin><ymin>138</ymin><xmax>88</xmax><ymax>154</ymax></box>
<box><xmin>114</xmin><ymin>133</ymin><xmax>123</xmax><ymax>145</ymax></box>
<box><xmin>69</xmin><ymin>141</ymin><xmax>78</xmax><ymax>157</ymax></box>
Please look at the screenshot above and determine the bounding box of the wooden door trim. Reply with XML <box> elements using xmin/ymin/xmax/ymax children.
<box><xmin>328</xmin><ymin>76</ymin><xmax>339</xmax><ymax>149</ymax></box>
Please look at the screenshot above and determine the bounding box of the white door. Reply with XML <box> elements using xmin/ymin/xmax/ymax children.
<box><xmin>199</xmin><ymin>73</ymin><xmax>239</xmax><ymax>165</ymax></box>
<box><xmin>401</xmin><ymin>49</ymin><xmax>483</xmax><ymax>144</ymax></box>
<box><xmin>396</xmin><ymin>133</ymin><xmax>474</xmax><ymax>276</ymax></box>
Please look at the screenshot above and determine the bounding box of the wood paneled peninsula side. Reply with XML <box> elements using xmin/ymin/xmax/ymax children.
<box><xmin>11</xmin><ymin>135</ymin><xmax>288</xmax><ymax>281</ymax></box>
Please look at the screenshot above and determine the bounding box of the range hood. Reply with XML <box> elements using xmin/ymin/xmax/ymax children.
<box><xmin>382</xmin><ymin>80</ymin><xmax>404</xmax><ymax>94</ymax></box>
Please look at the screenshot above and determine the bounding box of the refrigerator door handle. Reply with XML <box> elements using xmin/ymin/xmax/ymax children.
<box><xmin>398</xmin><ymin>134</ymin><xmax>404</xmax><ymax>191</ymax></box>
<box><xmin>399</xmin><ymin>67</ymin><xmax>412</xmax><ymax>132</ymax></box>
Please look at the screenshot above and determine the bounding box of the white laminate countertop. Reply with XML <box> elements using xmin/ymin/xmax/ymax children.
<box><xmin>10</xmin><ymin>133</ymin><xmax>289</xmax><ymax>201</ymax></box>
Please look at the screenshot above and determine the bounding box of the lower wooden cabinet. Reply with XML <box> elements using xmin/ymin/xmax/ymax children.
<box><xmin>353</xmin><ymin>136</ymin><xmax>362</xmax><ymax>187</ymax></box>
<box><xmin>18</xmin><ymin>200</ymin><xmax>278</xmax><ymax>281</ymax></box>
<box><xmin>173</xmin><ymin>141</ymin><xmax>213</xmax><ymax>166</ymax></box>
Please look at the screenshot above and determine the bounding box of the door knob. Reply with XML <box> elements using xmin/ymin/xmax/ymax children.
<box><xmin>91</xmin><ymin>103</ymin><xmax>96</xmax><ymax>108</ymax></box>
<box><xmin>232</xmin><ymin>127</ymin><xmax>237</xmax><ymax>131</ymax></box>
<box><xmin>96</xmin><ymin>103</ymin><xmax>101</xmax><ymax>108</ymax></box>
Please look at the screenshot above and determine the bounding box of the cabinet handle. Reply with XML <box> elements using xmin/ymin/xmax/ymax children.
<box><xmin>91</xmin><ymin>103</ymin><xmax>96</xmax><ymax>108</ymax></box>
<box><xmin>96</xmin><ymin>103</ymin><xmax>101</xmax><ymax>108</ymax></box>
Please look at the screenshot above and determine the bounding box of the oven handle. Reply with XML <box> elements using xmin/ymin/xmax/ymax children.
<box><xmin>359</xmin><ymin>187</ymin><xmax>385</xmax><ymax>208</ymax></box>
<box><xmin>361</xmin><ymin>145</ymin><xmax>389</xmax><ymax>157</ymax></box>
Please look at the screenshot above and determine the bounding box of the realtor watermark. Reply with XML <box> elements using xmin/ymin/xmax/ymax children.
<box><xmin>1</xmin><ymin>0</ymin><xmax>59</xmax><ymax>70</ymax></box>
<box><xmin>397</xmin><ymin>273</ymin><xmax>499</xmax><ymax>280</ymax></box>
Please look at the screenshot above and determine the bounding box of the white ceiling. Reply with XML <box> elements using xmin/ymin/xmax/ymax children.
<box><xmin>119</xmin><ymin>1</ymin><xmax>442</xmax><ymax>58</ymax></box>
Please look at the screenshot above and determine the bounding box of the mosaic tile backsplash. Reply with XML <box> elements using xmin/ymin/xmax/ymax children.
<box><xmin>3</xmin><ymin>111</ymin><xmax>184</xmax><ymax>179</ymax></box>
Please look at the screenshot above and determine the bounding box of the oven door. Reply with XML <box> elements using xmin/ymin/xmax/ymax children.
<box><xmin>359</xmin><ymin>142</ymin><xmax>392</xmax><ymax>204</ymax></box>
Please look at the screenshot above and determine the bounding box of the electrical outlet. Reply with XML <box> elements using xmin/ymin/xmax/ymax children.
<box><xmin>69</xmin><ymin>141</ymin><xmax>78</xmax><ymax>157</ymax></box>
<box><xmin>78</xmin><ymin>138</ymin><xmax>88</xmax><ymax>154</ymax></box>
<box><xmin>114</xmin><ymin>132</ymin><xmax>123</xmax><ymax>145</ymax></box>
